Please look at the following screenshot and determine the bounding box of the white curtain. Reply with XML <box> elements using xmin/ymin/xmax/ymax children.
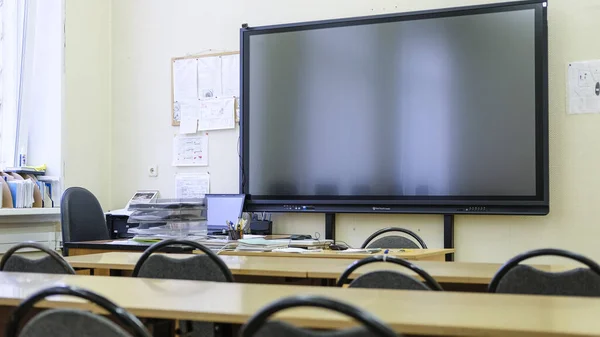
<box><xmin>0</xmin><ymin>0</ymin><xmax>36</xmax><ymax>168</ymax></box>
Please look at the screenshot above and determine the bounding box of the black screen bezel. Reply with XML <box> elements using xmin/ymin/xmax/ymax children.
<box><xmin>239</xmin><ymin>0</ymin><xmax>549</xmax><ymax>215</ymax></box>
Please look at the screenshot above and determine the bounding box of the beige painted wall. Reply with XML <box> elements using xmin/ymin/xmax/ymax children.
<box><xmin>63</xmin><ymin>0</ymin><xmax>112</xmax><ymax>207</ymax></box>
<box><xmin>66</xmin><ymin>0</ymin><xmax>600</xmax><ymax>263</ymax></box>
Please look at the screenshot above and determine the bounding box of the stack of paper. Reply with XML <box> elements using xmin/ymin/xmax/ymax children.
<box><xmin>35</xmin><ymin>181</ymin><xmax>54</xmax><ymax>208</ymax></box>
<box><xmin>195</xmin><ymin>238</ymin><xmax>233</xmax><ymax>251</ymax></box>
<box><xmin>236</xmin><ymin>238</ymin><xmax>289</xmax><ymax>252</ymax></box>
<box><xmin>6</xmin><ymin>179</ymin><xmax>36</xmax><ymax>208</ymax></box>
<box><xmin>37</xmin><ymin>176</ymin><xmax>61</xmax><ymax>207</ymax></box>
<box><xmin>131</xmin><ymin>234</ymin><xmax>209</xmax><ymax>243</ymax></box>
<box><xmin>237</xmin><ymin>238</ymin><xmax>333</xmax><ymax>248</ymax></box>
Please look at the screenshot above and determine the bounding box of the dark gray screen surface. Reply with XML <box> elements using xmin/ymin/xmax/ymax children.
<box><xmin>248</xmin><ymin>9</ymin><xmax>537</xmax><ymax>197</ymax></box>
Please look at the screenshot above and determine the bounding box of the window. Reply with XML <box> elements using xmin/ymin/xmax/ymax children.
<box><xmin>0</xmin><ymin>0</ymin><xmax>22</xmax><ymax>169</ymax></box>
<box><xmin>0</xmin><ymin>0</ymin><xmax>62</xmax><ymax>175</ymax></box>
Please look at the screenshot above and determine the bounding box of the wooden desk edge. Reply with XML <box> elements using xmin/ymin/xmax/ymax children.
<box><xmin>68</xmin><ymin>262</ymin><xmax>307</xmax><ymax>278</ymax></box>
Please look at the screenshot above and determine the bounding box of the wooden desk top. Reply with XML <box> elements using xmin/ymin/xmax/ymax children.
<box><xmin>65</xmin><ymin>252</ymin><xmax>309</xmax><ymax>278</ymax></box>
<box><xmin>65</xmin><ymin>252</ymin><xmax>566</xmax><ymax>285</ymax></box>
<box><xmin>64</xmin><ymin>236</ymin><xmax>291</xmax><ymax>250</ymax></box>
<box><xmin>305</xmin><ymin>259</ymin><xmax>568</xmax><ymax>284</ymax></box>
<box><xmin>216</xmin><ymin>248</ymin><xmax>454</xmax><ymax>261</ymax></box>
<box><xmin>63</xmin><ymin>240</ymin><xmax>194</xmax><ymax>253</ymax></box>
<box><xmin>0</xmin><ymin>271</ymin><xmax>599</xmax><ymax>336</ymax></box>
<box><xmin>64</xmin><ymin>239</ymin><xmax>454</xmax><ymax>261</ymax></box>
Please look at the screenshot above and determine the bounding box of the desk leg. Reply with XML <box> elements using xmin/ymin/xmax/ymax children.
<box><xmin>320</xmin><ymin>278</ymin><xmax>335</xmax><ymax>286</ymax></box>
<box><xmin>147</xmin><ymin>319</ymin><xmax>175</xmax><ymax>337</ymax></box>
<box><xmin>91</xmin><ymin>268</ymin><xmax>110</xmax><ymax>276</ymax></box>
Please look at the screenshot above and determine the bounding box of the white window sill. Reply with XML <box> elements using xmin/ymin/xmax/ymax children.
<box><xmin>0</xmin><ymin>208</ymin><xmax>61</xmax><ymax>224</ymax></box>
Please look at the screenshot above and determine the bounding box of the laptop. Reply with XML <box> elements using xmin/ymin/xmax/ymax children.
<box><xmin>206</xmin><ymin>194</ymin><xmax>246</xmax><ymax>235</ymax></box>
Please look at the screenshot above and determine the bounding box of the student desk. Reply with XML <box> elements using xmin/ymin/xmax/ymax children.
<box><xmin>63</xmin><ymin>240</ymin><xmax>193</xmax><ymax>256</ymax></box>
<box><xmin>64</xmin><ymin>252</ymin><xmax>560</xmax><ymax>287</ymax></box>
<box><xmin>64</xmin><ymin>239</ymin><xmax>454</xmax><ymax>261</ymax></box>
<box><xmin>217</xmin><ymin>248</ymin><xmax>454</xmax><ymax>261</ymax></box>
<box><xmin>62</xmin><ymin>235</ymin><xmax>292</xmax><ymax>256</ymax></box>
<box><xmin>65</xmin><ymin>252</ymin><xmax>308</xmax><ymax>278</ymax></box>
<box><xmin>0</xmin><ymin>271</ymin><xmax>598</xmax><ymax>337</ymax></box>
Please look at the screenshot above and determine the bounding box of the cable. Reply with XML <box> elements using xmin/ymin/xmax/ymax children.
<box><xmin>313</xmin><ymin>232</ymin><xmax>322</xmax><ymax>245</ymax></box>
<box><xmin>333</xmin><ymin>240</ymin><xmax>355</xmax><ymax>249</ymax></box>
<box><xmin>215</xmin><ymin>243</ymin><xmax>237</xmax><ymax>255</ymax></box>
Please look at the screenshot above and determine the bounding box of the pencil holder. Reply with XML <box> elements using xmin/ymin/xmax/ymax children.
<box><xmin>228</xmin><ymin>230</ymin><xmax>243</xmax><ymax>240</ymax></box>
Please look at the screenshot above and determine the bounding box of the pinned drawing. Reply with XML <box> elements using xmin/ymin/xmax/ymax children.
<box><xmin>173</xmin><ymin>102</ymin><xmax>181</xmax><ymax>122</ymax></box>
<box><xmin>171</xmin><ymin>51</ymin><xmax>240</xmax><ymax>126</ymax></box>
<box><xmin>172</xmin><ymin>58</ymin><xmax>198</xmax><ymax>101</ymax></box>
<box><xmin>568</xmin><ymin>60</ymin><xmax>600</xmax><ymax>114</ymax></box>
<box><xmin>198</xmin><ymin>98</ymin><xmax>235</xmax><ymax>131</ymax></box>
<box><xmin>221</xmin><ymin>54</ymin><xmax>240</xmax><ymax>97</ymax></box>
<box><xmin>173</xmin><ymin>133</ymin><xmax>209</xmax><ymax>166</ymax></box>
<box><xmin>176</xmin><ymin>173</ymin><xmax>210</xmax><ymax>199</ymax></box>
<box><xmin>179</xmin><ymin>100</ymin><xmax>202</xmax><ymax>134</ymax></box>
<box><xmin>197</xmin><ymin>56</ymin><xmax>222</xmax><ymax>100</ymax></box>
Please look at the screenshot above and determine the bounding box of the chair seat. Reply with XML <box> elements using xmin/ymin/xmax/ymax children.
<box><xmin>365</xmin><ymin>236</ymin><xmax>420</xmax><ymax>249</ymax></box>
<box><xmin>0</xmin><ymin>242</ymin><xmax>75</xmax><ymax>275</ymax></box>
<box><xmin>361</xmin><ymin>227</ymin><xmax>427</xmax><ymax>249</ymax></box>
<box><xmin>136</xmin><ymin>254</ymin><xmax>228</xmax><ymax>282</ymax></box>
<box><xmin>349</xmin><ymin>270</ymin><xmax>430</xmax><ymax>290</ymax></box>
<box><xmin>19</xmin><ymin>309</ymin><xmax>133</xmax><ymax>337</ymax></box>
<box><xmin>254</xmin><ymin>321</ymin><xmax>374</xmax><ymax>337</ymax></box>
<box><xmin>3</xmin><ymin>255</ymin><xmax>71</xmax><ymax>275</ymax></box>
<box><xmin>132</xmin><ymin>240</ymin><xmax>235</xmax><ymax>337</ymax></box>
<box><xmin>496</xmin><ymin>265</ymin><xmax>600</xmax><ymax>297</ymax></box>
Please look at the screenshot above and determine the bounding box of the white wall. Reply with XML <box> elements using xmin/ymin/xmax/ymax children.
<box><xmin>110</xmin><ymin>0</ymin><xmax>241</xmax><ymax>206</ymax></box>
<box><xmin>63</xmin><ymin>0</ymin><xmax>112</xmax><ymax>207</ymax></box>
<box><xmin>104</xmin><ymin>0</ymin><xmax>600</xmax><ymax>263</ymax></box>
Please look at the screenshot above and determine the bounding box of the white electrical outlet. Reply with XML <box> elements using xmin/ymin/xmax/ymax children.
<box><xmin>148</xmin><ymin>165</ymin><xmax>158</xmax><ymax>177</ymax></box>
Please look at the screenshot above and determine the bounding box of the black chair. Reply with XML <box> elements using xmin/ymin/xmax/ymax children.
<box><xmin>361</xmin><ymin>227</ymin><xmax>427</xmax><ymax>249</ymax></box>
<box><xmin>240</xmin><ymin>295</ymin><xmax>398</xmax><ymax>337</ymax></box>
<box><xmin>489</xmin><ymin>248</ymin><xmax>600</xmax><ymax>297</ymax></box>
<box><xmin>336</xmin><ymin>256</ymin><xmax>443</xmax><ymax>291</ymax></box>
<box><xmin>6</xmin><ymin>285</ymin><xmax>151</xmax><ymax>337</ymax></box>
<box><xmin>0</xmin><ymin>242</ymin><xmax>75</xmax><ymax>274</ymax></box>
<box><xmin>133</xmin><ymin>239</ymin><xmax>234</xmax><ymax>337</ymax></box>
<box><xmin>60</xmin><ymin>187</ymin><xmax>110</xmax><ymax>256</ymax></box>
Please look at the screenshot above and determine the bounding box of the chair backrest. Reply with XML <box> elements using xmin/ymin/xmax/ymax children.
<box><xmin>60</xmin><ymin>187</ymin><xmax>109</xmax><ymax>255</ymax></box>
<box><xmin>132</xmin><ymin>240</ymin><xmax>234</xmax><ymax>337</ymax></box>
<box><xmin>18</xmin><ymin>309</ymin><xmax>133</xmax><ymax>337</ymax></box>
<box><xmin>336</xmin><ymin>256</ymin><xmax>443</xmax><ymax>291</ymax></box>
<box><xmin>240</xmin><ymin>296</ymin><xmax>399</xmax><ymax>337</ymax></box>
<box><xmin>361</xmin><ymin>227</ymin><xmax>427</xmax><ymax>249</ymax></box>
<box><xmin>6</xmin><ymin>286</ymin><xmax>151</xmax><ymax>337</ymax></box>
<box><xmin>132</xmin><ymin>239</ymin><xmax>234</xmax><ymax>282</ymax></box>
<box><xmin>0</xmin><ymin>242</ymin><xmax>75</xmax><ymax>274</ymax></box>
<box><xmin>489</xmin><ymin>248</ymin><xmax>600</xmax><ymax>297</ymax></box>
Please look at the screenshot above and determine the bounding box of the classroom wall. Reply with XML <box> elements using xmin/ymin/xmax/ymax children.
<box><xmin>63</xmin><ymin>0</ymin><xmax>112</xmax><ymax>206</ymax></box>
<box><xmin>110</xmin><ymin>0</ymin><xmax>242</xmax><ymax>206</ymax></box>
<box><xmin>106</xmin><ymin>0</ymin><xmax>600</xmax><ymax>262</ymax></box>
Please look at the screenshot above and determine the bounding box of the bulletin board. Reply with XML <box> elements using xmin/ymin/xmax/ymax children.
<box><xmin>170</xmin><ymin>51</ymin><xmax>240</xmax><ymax>126</ymax></box>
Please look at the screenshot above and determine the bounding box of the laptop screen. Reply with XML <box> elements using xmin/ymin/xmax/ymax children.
<box><xmin>206</xmin><ymin>194</ymin><xmax>246</xmax><ymax>229</ymax></box>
